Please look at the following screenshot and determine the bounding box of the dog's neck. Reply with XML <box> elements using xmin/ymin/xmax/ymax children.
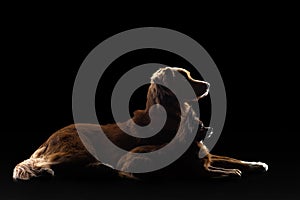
<box><xmin>129</xmin><ymin>83</ymin><xmax>201</xmax><ymax>147</ymax></box>
<box><xmin>145</xmin><ymin>84</ymin><xmax>181</xmax><ymax>118</ymax></box>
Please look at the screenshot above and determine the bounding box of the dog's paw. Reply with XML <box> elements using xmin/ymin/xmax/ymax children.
<box><xmin>233</xmin><ymin>168</ymin><xmax>242</xmax><ymax>176</ymax></box>
<box><xmin>256</xmin><ymin>162</ymin><xmax>268</xmax><ymax>171</ymax></box>
<box><xmin>209</xmin><ymin>166</ymin><xmax>242</xmax><ymax>178</ymax></box>
<box><xmin>242</xmin><ymin>161</ymin><xmax>268</xmax><ymax>172</ymax></box>
<box><xmin>225</xmin><ymin>168</ymin><xmax>242</xmax><ymax>178</ymax></box>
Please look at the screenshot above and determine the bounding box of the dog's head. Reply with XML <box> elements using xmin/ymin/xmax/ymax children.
<box><xmin>151</xmin><ymin>67</ymin><xmax>210</xmax><ymax>101</ymax></box>
<box><xmin>145</xmin><ymin>67</ymin><xmax>213</xmax><ymax>142</ymax></box>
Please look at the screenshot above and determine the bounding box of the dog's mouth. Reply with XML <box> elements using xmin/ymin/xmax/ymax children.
<box><xmin>197</xmin><ymin>88</ymin><xmax>210</xmax><ymax>100</ymax></box>
<box><xmin>191</xmin><ymin>81</ymin><xmax>210</xmax><ymax>101</ymax></box>
<box><xmin>192</xmin><ymin>87</ymin><xmax>209</xmax><ymax>101</ymax></box>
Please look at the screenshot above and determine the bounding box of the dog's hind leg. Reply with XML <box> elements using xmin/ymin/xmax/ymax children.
<box><xmin>13</xmin><ymin>158</ymin><xmax>54</xmax><ymax>181</ymax></box>
<box><xmin>210</xmin><ymin>154</ymin><xmax>268</xmax><ymax>175</ymax></box>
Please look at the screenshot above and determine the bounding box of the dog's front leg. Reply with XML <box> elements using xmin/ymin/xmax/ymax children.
<box><xmin>210</xmin><ymin>154</ymin><xmax>268</xmax><ymax>175</ymax></box>
<box><xmin>196</xmin><ymin>142</ymin><xmax>242</xmax><ymax>178</ymax></box>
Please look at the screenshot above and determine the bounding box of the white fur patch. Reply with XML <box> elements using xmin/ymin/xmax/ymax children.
<box><xmin>13</xmin><ymin>158</ymin><xmax>54</xmax><ymax>180</ymax></box>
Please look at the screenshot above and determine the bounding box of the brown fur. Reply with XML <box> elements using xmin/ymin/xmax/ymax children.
<box><xmin>13</xmin><ymin>67</ymin><xmax>268</xmax><ymax>180</ymax></box>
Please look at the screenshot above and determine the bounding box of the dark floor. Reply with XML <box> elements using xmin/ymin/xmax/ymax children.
<box><xmin>1</xmin><ymin>156</ymin><xmax>299</xmax><ymax>200</ymax></box>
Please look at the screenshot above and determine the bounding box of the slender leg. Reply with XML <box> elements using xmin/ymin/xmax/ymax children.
<box><xmin>206</xmin><ymin>165</ymin><xmax>242</xmax><ymax>178</ymax></box>
<box><xmin>210</xmin><ymin>154</ymin><xmax>268</xmax><ymax>174</ymax></box>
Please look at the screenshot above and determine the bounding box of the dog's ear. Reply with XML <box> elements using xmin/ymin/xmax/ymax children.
<box><xmin>151</xmin><ymin>67</ymin><xmax>175</xmax><ymax>86</ymax></box>
<box><xmin>164</xmin><ymin>67</ymin><xmax>174</xmax><ymax>77</ymax></box>
<box><xmin>162</xmin><ymin>67</ymin><xmax>175</xmax><ymax>85</ymax></box>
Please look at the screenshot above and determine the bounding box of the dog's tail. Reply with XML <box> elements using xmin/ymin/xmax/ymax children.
<box><xmin>13</xmin><ymin>158</ymin><xmax>54</xmax><ymax>181</ymax></box>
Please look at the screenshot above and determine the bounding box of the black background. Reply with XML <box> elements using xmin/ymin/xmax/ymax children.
<box><xmin>1</xmin><ymin>4</ymin><xmax>299</xmax><ymax>200</ymax></box>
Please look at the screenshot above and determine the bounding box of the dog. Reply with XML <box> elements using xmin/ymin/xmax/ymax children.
<box><xmin>13</xmin><ymin>67</ymin><xmax>268</xmax><ymax>180</ymax></box>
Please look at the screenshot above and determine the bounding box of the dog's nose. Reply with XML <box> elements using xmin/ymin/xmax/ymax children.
<box><xmin>206</xmin><ymin>82</ymin><xmax>210</xmax><ymax>90</ymax></box>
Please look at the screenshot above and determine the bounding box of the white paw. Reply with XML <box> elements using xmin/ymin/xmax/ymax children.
<box><xmin>256</xmin><ymin>161</ymin><xmax>268</xmax><ymax>171</ymax></box>
<box><xmin>241</xmin><ymin>161</ymin><xmax>268</xmax><ymax>172</ymax></box>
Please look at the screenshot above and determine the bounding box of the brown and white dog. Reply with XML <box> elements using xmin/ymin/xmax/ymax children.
<box><xmin>13</xmin><ymin>67</ymin><xmax>268</xmax><ymax>180</ymax></box>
